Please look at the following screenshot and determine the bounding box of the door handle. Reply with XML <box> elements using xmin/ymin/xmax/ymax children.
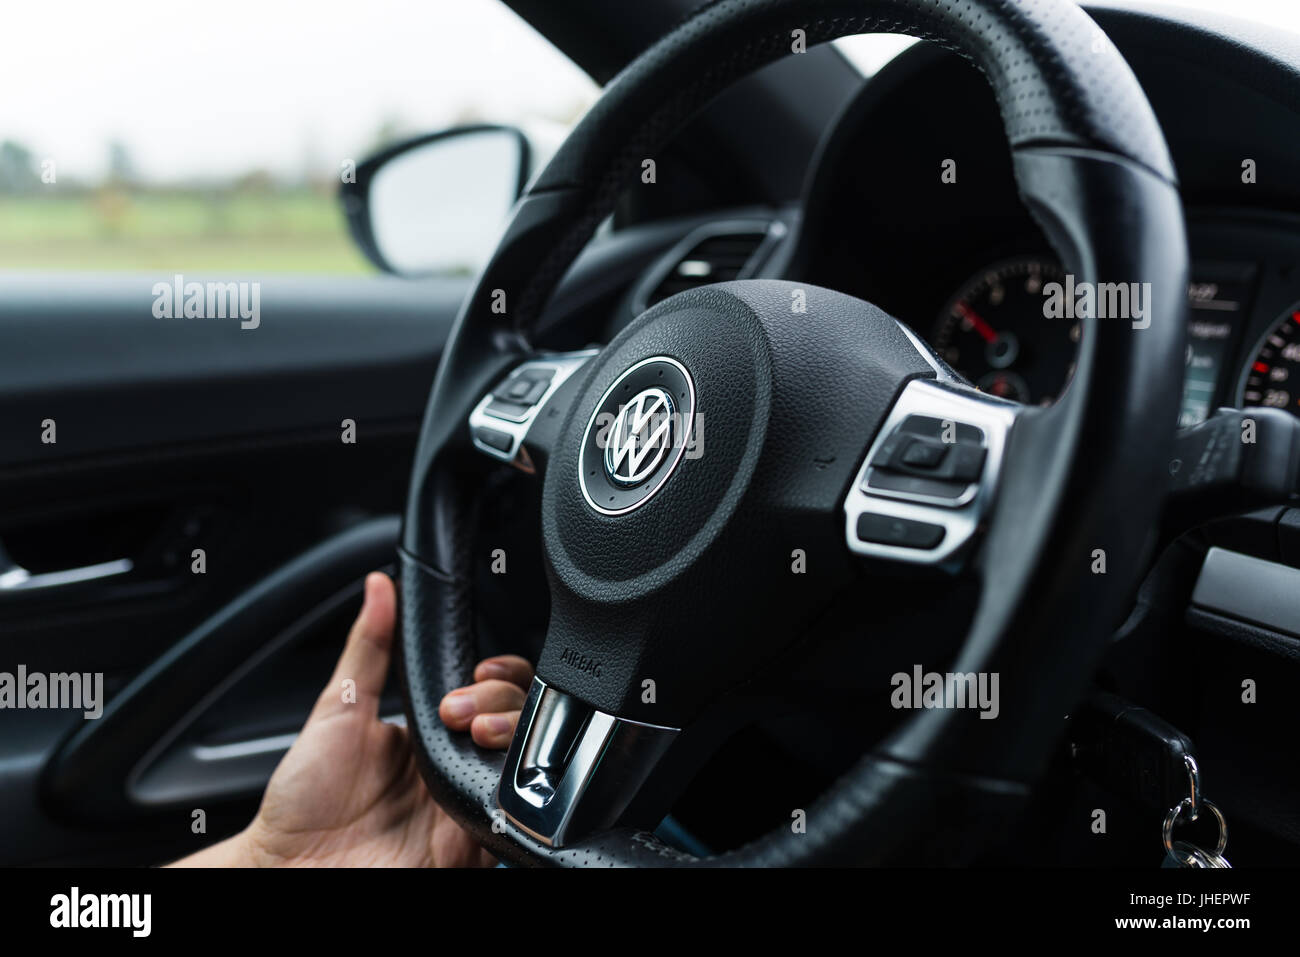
<box><xmin>43</xmin><ymin>516</ymin><xmax>400</xmax><ymax>823</ymax></box>
<box><xmin>0</xmin><ymin>540</ymin><xmax>132</xmax><ymax>594</ymax></box>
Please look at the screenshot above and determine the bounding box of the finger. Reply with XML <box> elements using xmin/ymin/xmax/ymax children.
<box><xmin>314</xmin><ymin>571</ymin><xmax>396</xmax><ymax>720</ymax></box>
<box><xmin>439</xmin><ymin>679</ymin><xmax>526</xmax><ymax>731</ymax></box>
<box><xmin>473</xmin><ymin>655</ymin><xmax>534</xmax><ymax>689</ymax></box>
<box><xmin>470</xmin><ymin>710</ymin><xmax>521</xmax><ymax>750</ymax></box>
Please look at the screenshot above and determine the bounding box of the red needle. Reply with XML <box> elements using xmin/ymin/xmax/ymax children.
<box><xmin>956</xmin><ymin>301</ymin><xmax>997</xmax><ymax>343</ymax></box>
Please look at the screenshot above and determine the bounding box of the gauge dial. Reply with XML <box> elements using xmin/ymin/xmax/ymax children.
<box><xmin>932</xmin><ymin>257</ymin><xmax>1079</xmax><ymax>405</ymax></box>
<box><xmin>1238</xmin><ymin>302</ymin><xmax>1300</xmax><ymax>414</ymax></box>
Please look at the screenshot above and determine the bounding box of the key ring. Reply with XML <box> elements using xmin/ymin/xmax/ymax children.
<box><xmin>1163</xmin><ymin>797</ymin><xmax>1227</xmax><ymax>859</ymax></box>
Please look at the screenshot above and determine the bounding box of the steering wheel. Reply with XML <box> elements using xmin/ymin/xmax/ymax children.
<box><xmin>397</xmin><ymin>0</ymin><xmax>1187</xmax><ymax>866</ymax></box>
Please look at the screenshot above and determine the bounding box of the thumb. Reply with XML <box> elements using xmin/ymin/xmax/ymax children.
<box><xmin>312</xmin><ymin>571</ymin><xmax>396</xmax><ymax>720</ymax></box>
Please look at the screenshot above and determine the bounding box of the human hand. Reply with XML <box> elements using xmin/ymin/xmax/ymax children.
<box><xmin>171</xmin><ymin>571</ymin><xmax>532</xmax><ymax>867</ymax></box>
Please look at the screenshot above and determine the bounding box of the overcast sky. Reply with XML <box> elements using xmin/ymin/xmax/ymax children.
<box><xmin>4</xmin><ymin>0</ymin><xmax>1298</xmax><ymax>184</ymax></box>
<box><xmin>0</xmin><ymin>0</ymin><xmax>598</xmax><ymax>182</ymax></box>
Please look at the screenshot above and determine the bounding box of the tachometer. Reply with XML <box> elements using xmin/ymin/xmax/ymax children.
<box><xmin>932</xmin><ymin>257</ymin><xmax>1078</xmax><ymax>405</ymax></box>
<box><xmin>1238</xmin><ymin>301</ymin><xmax>1300</xmax><ymax>414</ymax></box>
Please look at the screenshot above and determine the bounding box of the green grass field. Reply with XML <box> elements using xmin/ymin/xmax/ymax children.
<box><xmin>0</xmin><ymin>190</ymin><xmax>373</xmax><ymax>274</ymax></box>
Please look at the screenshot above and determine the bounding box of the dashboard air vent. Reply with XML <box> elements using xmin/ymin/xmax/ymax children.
<box><xmin>638</xmin><ymin>223</ymin><xmax>779</xmax><ymax>311</ymax></box>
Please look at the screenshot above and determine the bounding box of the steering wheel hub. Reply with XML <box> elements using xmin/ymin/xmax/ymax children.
<box><xmin>544</xmin><ymin>292</ymin><xmax>774</xmax><ymax>603</ymax></box>
<box><xmin>535</xmin><ymin>282</ymin><xmax>939</xmax><ymax>727</ymax></box>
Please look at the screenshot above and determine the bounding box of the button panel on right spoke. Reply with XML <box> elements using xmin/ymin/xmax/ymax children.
<box><xmin>865</xmin><ymin>414</ymin><xmax>987</xmax><ymax>506</ymax></box>
<box><xmin>844</xmin><ymin>379</ymin><xmax>1017</xmax><ymax>568</ymax></box>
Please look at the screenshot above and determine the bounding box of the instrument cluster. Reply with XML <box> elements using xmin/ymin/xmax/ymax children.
<box><xmin>930</xmin><ymin>243</ymin><xmax>1290</xmax><ymax>429</ymax></box>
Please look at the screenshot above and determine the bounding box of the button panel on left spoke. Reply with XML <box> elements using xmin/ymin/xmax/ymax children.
<box><xmin>468</xmin><ymin>351</ymin><xmax>597</xmax><ymax>472</ymax></box>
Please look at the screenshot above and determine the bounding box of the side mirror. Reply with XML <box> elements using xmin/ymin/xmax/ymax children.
<box><xmin>341</xmin><ymin>125</ymin><xmax>529</xmax><ymax>277</ymax></box>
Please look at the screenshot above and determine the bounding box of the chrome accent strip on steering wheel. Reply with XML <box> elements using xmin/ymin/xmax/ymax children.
<box><xmin>496</xmin><ymin>677</ymin><xmax>678</xmax><ymax>848</ymax></box>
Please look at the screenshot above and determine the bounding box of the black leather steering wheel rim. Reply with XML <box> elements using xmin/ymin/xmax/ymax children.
<box><xmin>398</xmin><ymin>0</ymin><xmax>1188</xmax><ymax>866</ymax></box>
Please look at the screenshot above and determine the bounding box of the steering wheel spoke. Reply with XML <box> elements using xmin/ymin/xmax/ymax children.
<box><xmin>467</xmin><ymin>350</ymin><xmax>599</xmax><ymax>474</ymax></box>
<box><xmin>844</xmin><ymin>377</ymin><xmax>1020</xmax><ymax>570</ymax></box>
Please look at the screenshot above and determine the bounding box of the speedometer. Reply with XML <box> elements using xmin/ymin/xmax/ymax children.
<box><xmin>932</xmin><ymin>257</ymin><xmax>1079</xmax><ymax>405</ymax></box>
<box><xmin>1239</xmin><ymin>301</ymin><xmax>1300</xmax><ymax>413</ymax></box>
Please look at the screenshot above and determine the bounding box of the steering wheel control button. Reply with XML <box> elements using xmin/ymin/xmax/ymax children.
<box><xmin>865</xmin><ymin>470</ymin><xmax>970</xmax><ymax>500</ymax></box>
<box><xmin>483</xmin><ymin>369</ymin><xmax>560</xmax><ymax>423</ymax></box>
<box><xmin>579</xmin><ymin>356</ymin><xmax>696</xmax><ymax>515</ymax></box>
<box><xmin>899</xmin><ymin>437</ymin><xmax>948</xmax><ymax>468</ymax></box>
<box><xmin>484</xmin><ymin>398</ymin><xmax>531</xmax><ymax>422</ymax></box>
<box><xmin>494</xmin><ymin>368</ymin><xmax>554</xmax><ymax>405</ymax></box>
<box><xmin>865</xmin><ymin>413</ymin><xmax>989</xmax><ymax>495</ymax></box>
<box><xmin>948</xmin><ymin>443</ymin><xmax>988</xmax><ymax>482</ymax></box>
<box><xmin>473</xmin><ymin>425</ymin><xmax>514</xmax><ymax>453</ymax></box>
<box><xmin>846</xmin><ymin>378</ymin><xmax>1018</xmax><ymax>567</ymax></box>
<box><xmin>869</xmin><ymin>433</ymin><xmax>905</xmax><ymax>467</ymax></box>
<box><xmin>856</xmin><ymin>513</ymin><xmax>945</xmax><ymax>550</ymax></box>
<box><xmin>899</xmin><ymin>414</ymin><xmax>983</xmax><ymax>444</ymax></box>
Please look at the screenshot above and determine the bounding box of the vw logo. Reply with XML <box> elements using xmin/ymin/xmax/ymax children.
<box><xmin>604</xmin><ymin>387</ymin><xmax>676</xmax><ymax>487</ymax></box>
<box><xmin>579</xmin><ymin>356</ymin><xmax>695</xmax><ymax>515</ymax></box>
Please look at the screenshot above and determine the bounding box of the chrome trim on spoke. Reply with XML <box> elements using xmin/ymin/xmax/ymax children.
<box><xmin>895</xmin><ymin>321</ymin><xmax>956</xmax><ymax>383</ymax></box>
<box><xmin>495</xmin><ymin>677</ymin><xmax>678</xmax><ymax>848</ymax></box>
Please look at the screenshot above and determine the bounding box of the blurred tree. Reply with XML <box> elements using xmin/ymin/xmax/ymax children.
<box><xmin>234</xmin><ymin>169</ymin><xmax>275</xmax><ymax>192</ymax></box>
<box><xmin>0</xmin><ymin>140</ymin><xmax>39</xmax><ymax>194</ymax></box>
<box><xmin>107</xmin><ymin>139</ymin><xmax>137</xmax><ymax>186</ymax></box>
